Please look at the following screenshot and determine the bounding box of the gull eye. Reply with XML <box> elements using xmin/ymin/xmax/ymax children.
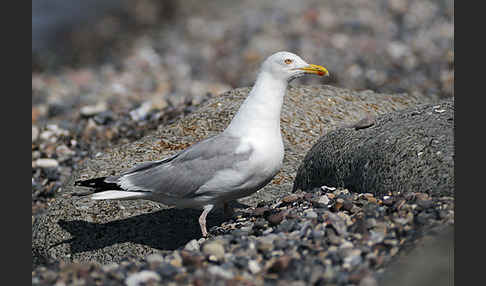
<box><xmin>284</xmin><ymin>59</ymin><xmax>293</xmax><ymax>65</ymax></box>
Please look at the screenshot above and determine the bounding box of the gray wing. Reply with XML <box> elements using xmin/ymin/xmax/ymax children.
<box><xmin>106</xmin><ymin>133</ymin><xmax>253</xmax><ymax>198</ymax></box>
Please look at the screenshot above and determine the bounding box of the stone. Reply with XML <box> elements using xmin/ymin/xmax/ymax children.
<box><xmin>129</xmin><ymin>101</ymin><xmax>153</xmax><ymax>121</ymax></box>
<box><xmin>32</xmin><ymin>126</ymin><xmax>39</xmax><ymax>142</ymax></box>
<box><xmin>93</xmin><ymin>110</ymin><xmax>114</xmax><ymax>125</ymax></box>
<box><xmin>266</xmin><ymin>211</ymin><xmax>286</xmax><ymax>226</ymax></box>
<box><xmin>294</xmin><ymin>99</ymin><xmax>453</xmax><ymax>197</ymax></box>
<box><xmin>343</xmin><ymin>249</ymin><xmax>363</xmax><ymax>270</ymax></box>
<box><xmin>257</xmin><ymin>238</ymin><xmax>274</xmax><ymax>252</ymax></box>
<box><xmin>159</xmin><ymin>263</ymin><xmax>179</xmax><ymax>278</ymax></box>
<box><xmin>325</xmin><ymin>211</ymin><xmax>348</xmax><ymax>236</ymax></box>
<box><xmin>34</xmin><ymin>158</ymin><xmax>59</xmax><ymax>168</ymax></box>
<box><xmin>101</xmin><ymin>262</ymin><xmax>119</xmax><ymax>272</ymax></box>
<box><xmin>318</xmin><ymin>195</ymin><xmax>330</xmax><ymax>205</ymax></box>
<box><xmin>342</xmin><ymin>199</ymin><xmax>354</xmax><ymax>212</ymax></box>
<box><xmin>184</xmin><ymin>239</ymin><xmax>200</xmax><ymax>252</ymax></box>
<box><xmin>247</xmin><ymin>260</ymin><xmax>261</xmax><ymax>274</ymax></box>
<box><xmin>125</xmin><ymin>270</ymin><xmax>160</xmax><ymax>286</ymax></box>
<box><xmin>168</xmin><ymin>251</ymin><xmax>183</xmax><ymax>267</ymax></box>
<box><xmin>282</xmin><ymin>194</ymin><xmax>301</xmax><ymax>204</ymax></box>
<box><xmin>55</xmin><ymin>145</ymin><xmax>76</xmax><ymax>162</ymax></box>
<box><xmin>202</xmin><ymin>240</ymin><xmax>225</xmax><ymax>261</ymax></box>
<box><xmin>304</xmin><ymin>210</ymin><xmax>318</xmax><ymax>219</ymax></box>
<box><xmin>180</xmin><ymin>250</ymin><xmax>204</xmax><ymax>267</ymax></box>
<box><xmin>80</xmin><ymin>102</ymin><xmax>108</xmax><ymax>117</ymax></box>
<box><xmin>416</xmin><ymin>199</ymin><xmax>434</xmax><ymax>209</ymax></box>
<box><xmin>208</xmin><ymin>265</ymin><xmax>234</xmax><ymax>279</ymax></box>
<box><xmin>33</xmin><ymin>86</ymin><xmax>436</xmax><ymax>265</ymax></box>
<box><xmin>145</xmin><ymin>253</ymin><xmax>164</xmax><ymax>264</ymax></box>
<box><xmin>268</xmin><ymin>255</ymin><xmax>292</xmax><ymax>274</ymax></box>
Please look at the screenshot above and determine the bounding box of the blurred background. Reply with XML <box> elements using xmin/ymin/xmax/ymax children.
<box><xmin>32</xmin><ymin>0</ymin><xmax>453</xmax><ymax>213</ymax></box>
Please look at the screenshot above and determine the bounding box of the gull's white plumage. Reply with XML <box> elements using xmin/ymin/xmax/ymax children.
<box><xmin>75</xmin><ymin>51</ymin><xmax>329</xmax><ymax>237</ymax></box>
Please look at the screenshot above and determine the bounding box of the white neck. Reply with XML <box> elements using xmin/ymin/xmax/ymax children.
<box><xmin>225</xmin><ymin>71</ymin><xmax>288</xmax><ymax>137</ymax></box>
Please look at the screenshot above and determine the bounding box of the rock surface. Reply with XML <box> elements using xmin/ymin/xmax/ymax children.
<box><xmin>379</xmin><ymin>224</ymin><xmax>454</xmax><ymax>286</ymax></box>
<box><xmin>32</xmin><ymin>85</ymin><xmax>438</xmax><ymax>265</ymax></box>
<box><xmin>293</xmin><ymin>99</ymin><xmax>454</xmax><ymax>197</ymax></box>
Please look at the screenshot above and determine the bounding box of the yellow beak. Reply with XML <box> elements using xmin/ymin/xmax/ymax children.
<box><xmin>296</xmin><ymin>64</ymin><xmax>329</xmax><ymax>76</ymax></box>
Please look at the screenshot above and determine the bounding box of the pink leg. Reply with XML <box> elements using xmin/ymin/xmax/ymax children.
<box><xmin>199</xmin><ymin>204</ymin><xmax>214</xmax><ymax>237</ymax></box>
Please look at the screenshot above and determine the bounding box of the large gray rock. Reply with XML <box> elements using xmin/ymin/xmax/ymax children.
<box><xmin>32</xmin><ymin>85</ymin><xmax>438</xmax><ymax>265</ymax></box>
<box><xmin>293</xmin><ymin>99</ymin><xmax>454</xmax><ymax>197</ymax></box>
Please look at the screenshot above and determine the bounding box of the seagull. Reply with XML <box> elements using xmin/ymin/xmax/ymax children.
<box><xmin>75</xmin><ymin>51</ymin><xmax>329</xmax><ymax>237</ymax></box>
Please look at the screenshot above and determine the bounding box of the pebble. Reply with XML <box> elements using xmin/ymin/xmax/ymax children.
<box><xmin>334</xmin><ymin>198</ymin><xmax>344</xmax><ymax>211</ymax></box>
<box><xmin>169</xmin><ymin>252</ymin><xmax>183</xmax><ymax>267</ymax></box>
<box><xmin>101</xmin><ymin>262</ymin><xmax>119</xmax><ymax>272</ymax></box>
<box><xmin>180</xmin><ymin>250</ymin><xmax>204</xmax><ymax>267</ymax></box>
<box><xmin>159</xmin><ymin>263</ymin><xmax>179</xmax><ymax>278</ymax></box>
<box><xmin>387</xmin><ymin>41</ymin><xmax>410</xmax><ymax>60</ymax></box>
<box><xmin>184</xmin><ymin>239</ymin><xmax>200</xmax><ymax>252</ymax></box>
<box><xmin>55</xmin><ymin>145</ymin><xmax>75</xmax><ymax>161</ymax></box>
<box><xmin>325</xmin><ymin>211</ymin><xmax>348</xmax><ymax>236</ymax></box>
<box><xmin>125</xmin><ymin>270</ymin><xmax>160</xmax><ymax>286</ymax></box>
<box><xmin>253</xmin><ymin>207</ymin><xmax>270</xmax><ymax>216</ymax></box>
<box><xmin>322</xmin><ymin>265</ymin><xmax>337</xmax><ymax>281</ymax></box>
<box><xmin>368</xmin><ymin>230</ymin><xmax>386</xmax><ymax>245</ymax></box>
<box><xmin>34</xmin><ymin>158</ymin><xmax>59</xmax><ymax>168</ymax></box>
<box><xmin>268</xmin><ymin>255</ymin><xmax>292</xmax><ymax>273</ymax></box>
<box><xmin>233</xmin><ymin>256</ymin><xmax>249</xmax><ymax>269</ymax></box>
<box><xmin>39</xmin><ymin>130</ymin><xmax>55</xmax><ymax>142</ymax></box>
<box><xmin>318</xmin><ymin>195</ymin><xmax>330</xmax><ymax>205</ymax></box>
<box><xmin>202</xmin><ymin>240</ymin><xmax>225</xmax><ymax>261</ymax></box>
<box><xmin>129</xmin><ymin>101</ymin><xmax>153</xmax><ymax>121</ymax></box>
<box><xmin>80</xmin><ymin>102</ymin><xmax>108</xmax><ymax>117</ymax></box>
<box><xmin>32</xmin><ymin>126</ymin><xmax>39</xmax><ymax>142</ymax></box>
<box><xmin>257</xmin><ymin>237</ymin><xmax>274</xmax><ymax>252</ymax></box>
<box><xmin>247</xmin><ymin>260</ymin><xmax>261</xmax><ymax>274</ymax></box>
<box><xmin>282</xmin><ymin>194</ymin><xmax>300</xmax><ymax>204</ymax></box>
<box><xmin>327</xmin><ymin>228</ymin><xmax>342</xmax><ymax>245</ymax></box>
<box><xmin>266</xmin><ymin>211</ymin><xmax>285</xmax><ymax>226</ymax></box>
<box><xmin>311</xmin><ymin>230</ymin><xmax>325</xmax><ymax>240</ymax></box>
<box><xmin>146</xmin><ymin>253</ymin><xmax>164</xmax><ymax>264</ymax></box>
<box><xmin>415</xmin><ymin>193</ymin><xmax>430</xmax><ymax>201</ymax></box>
<box><xmin>343</xmin><ymin>199</ymin><xmax>354</xmax><ymax>211</ymax></box>
<box><xmin>93</xmin><ymin>110</ymin><xmax>114</xmax><ymax>125</ymax></box>
<box><xmin>304</xmin><ymin>209</ymin><xmax>318</xmax><ymax>219</ymax></box>
<box><xmin>417</xmin><ymin>199</ymin><xmax>434</xmax><ymax>209</ymax></box>
<box><xmin>343</xmin><ymin>249</ymin><xmax>363</xmax><ymax>270</ymax></box>
<box><xmin>208</xmin><ymin>265</ymin><xmax>234</xmax><ymax>279</ymax></box>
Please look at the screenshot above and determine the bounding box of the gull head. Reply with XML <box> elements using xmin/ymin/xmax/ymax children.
<box><xmin>260</xmin><ymin>51</ymin><xmax>329</xmax><ymax>82</ymax></box>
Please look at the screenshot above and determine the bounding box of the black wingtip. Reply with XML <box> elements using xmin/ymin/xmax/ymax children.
<box><xmin>74</xmin><ymin>177</ymin><xmax>121</xmax><ymax>191</ymax></box>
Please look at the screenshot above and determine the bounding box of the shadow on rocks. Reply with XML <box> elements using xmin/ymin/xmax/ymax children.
<box><xmin>57</xmin><ymin>208</ymin><xmax>227</xmax><ymax>253</ymax></box>
<box><xmin>32</xmin><ymin>201</ymin><xmax>228</xmax><ymax>265</ymax></box>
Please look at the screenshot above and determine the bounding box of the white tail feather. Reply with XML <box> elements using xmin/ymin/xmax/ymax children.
<box><xmin>91</xmin><ymin>191</ymin><xmax>147</xmax><ymax>200</ymax></box>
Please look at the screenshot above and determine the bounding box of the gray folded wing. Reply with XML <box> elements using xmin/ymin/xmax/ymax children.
<box><xmin>105</xmin><ymin>134</ymin><xmax>253</xmax><ymax>198</ymax></box>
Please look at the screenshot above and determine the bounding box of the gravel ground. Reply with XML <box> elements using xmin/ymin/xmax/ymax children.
<box><xmin>32</xmin><ymin>0</ymin><xmax>453</xmax><ymax>285</ymax></box>
<box><xmin>32</xmin><ymin>188</ymin><xmax>454</xmax><ymax>285</ymax></box>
